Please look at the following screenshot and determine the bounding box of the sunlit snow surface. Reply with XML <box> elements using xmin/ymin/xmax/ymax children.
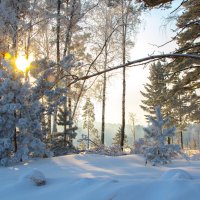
<box><xmin>0</xmin><ymin>154</ymin><xmax>200</xmax><ymax>200</ymax></box>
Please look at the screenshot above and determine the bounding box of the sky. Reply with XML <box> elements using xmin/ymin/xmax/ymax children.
<box><xmin>95</xmin><ymin>1</ymin><xmax>182</xmax><ymax>126</ymax></box>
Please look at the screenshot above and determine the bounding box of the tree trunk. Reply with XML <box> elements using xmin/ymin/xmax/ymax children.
<box><xmin>68</xmin><ymin>86</ymin><xmax>73</xmax><ymax>146</ymax></box>
<box><xmin>57</xmin><ymin>0</ymin><xmax>61</xmax><ymax>66</ymax></box>
<box><xmin>13</xmin><ymin>2</ymin><xmax>19</xmax><ymax>153</ymax></box>
<box><xmin>101</xmin><ymin>71</ymin><xmax>106</xmax><ymax>145</ymax></box>
<box><xmin>64</xmin><ymin>104</ymin><xmax>67</xmax><ymax>147</ymax></box>
<box><xmin>52</xmin><ymin>0</ymin><xmax>61</xmax><ymax>133</ymax></box>
<box><xmin>120</xmin><ymin>0</ymin><xmax>127</xmax><ymax>151</ymax></box>
<box><xmin>121</xmin><ymin>64</ymin><xmax>126</xmax><ymax>150</ymax></box>
<box><xmin>48</xmin><ymin>114</ymin><xmax>52</xmax><ymax>140</ymax></box>
<box><xmin>87</xmin><ymin>112</ymin><xmax>90</xmax><ymax>149</ymax></box>
<box><xmin>62</xmin><ymin>0</ymin><xmax>76</xmax><ymax>146</ymax></box>
<box><xmin>180</xmin><ymin>130</ymin><xmax>184</xmax><ymax>149</ymax></box>
<box><xmin>167</xmin><ymin>137</ymin><xmax>171</xmax><ymax>144</ymax></box>
<box><xmin>63</xmin><ymin>0</ymin><xmax>76</xmax><ymax>57</ymax></box>
<box><xmin>101</xmin><ymin>10</ymin><xmax>109</xmax><ymax>145</ymax></box>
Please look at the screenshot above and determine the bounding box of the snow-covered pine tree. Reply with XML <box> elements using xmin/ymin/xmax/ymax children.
<box><xmin>0</xmin><ymin>60</ymin><xmax>50</xmax><ymax>166</ymax></box>
<box><xmin>144</xmin><ymin>106</ymin><xmax>180</xmax><ymax>166</ymax></box>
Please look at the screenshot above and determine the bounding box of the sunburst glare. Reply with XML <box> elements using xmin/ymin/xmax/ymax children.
<box><xmin>15</xmin><ymin>52</ymin><xmax>33</xmax><ymax>72</ymax></box>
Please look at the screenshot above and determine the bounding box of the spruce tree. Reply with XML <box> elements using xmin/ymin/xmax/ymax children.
<box><xmin>140</xmin><ymin>61</ymin><xmax>167</xmax><ymax>117</ymax></box>
<box><xmin>166</xmin><ymin>0</ymin><xmax>200</xmax><ymax>146</ymax></box>
<box><xmin>57</xmin><ymin>106</ymin><xmax>77</xmax><ymax>148</ymax></box>
<box><xmin>0</xmin><ymin>60</ymin><xmax>49</xmax><ymax>166</ymax></box>
<box><xmin>167</xmin><ymin>0</ymin><xmax>200</xmax><ymax>106</ymax></box>
<box><xmin>112</xmin><ymin>126</ymin><xmax>128</xmax><ymax>147</ymax></box>
<box><xmin>144</xmin><ymin>106</ymin><xmax>180</xmax><ymax>166</ymax></box>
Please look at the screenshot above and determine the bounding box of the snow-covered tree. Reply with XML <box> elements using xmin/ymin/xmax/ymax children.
<box><xmin>0</xmin><ymin>60</ymin><xmax>51</xmax><ymax>166</ymax></box>
<box><xmin>144</xmin><ymin>106</ymin><xmax>180</xmax><ymax>166</ymax></box>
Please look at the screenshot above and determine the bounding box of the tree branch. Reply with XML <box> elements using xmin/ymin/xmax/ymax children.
<box><xmin>67</xmin><ymin>53</ymin><xmax>200</xmax><ymax>87</ymax></box>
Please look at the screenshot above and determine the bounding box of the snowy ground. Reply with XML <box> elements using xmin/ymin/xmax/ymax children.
<box><xmin>0</xmin><ymin>154</ymin><xmax>200</xmax><ymax>200</ymax></box>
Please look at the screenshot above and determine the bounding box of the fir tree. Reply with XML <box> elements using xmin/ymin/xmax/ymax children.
<box><xmin>166</xmin><ymin>0</ymin><xmax>200</xmax><ymax>124</ymax></box>
<box><xmin>112</xmin><ymin>126</ymin><xmax>128</xmax><ymax>147</ymax></box>
<box><xmin>143</xmin><ymin>106</ymin><xmax>180</xmax><ymax>166</ymax></box>
<box><xmin>57</xmin><ymin>106</ymin><xmax>77</xmax><ymax>148</ymax></box>
<box><xmin>0</xmin><ymin>60</ymin><xmax>50</xmax><ymax>166</ymax></box>
<box><xmin>140</xmin><ymin>61</ymin><xmax>167</xmax><ymax>117</ymax></box>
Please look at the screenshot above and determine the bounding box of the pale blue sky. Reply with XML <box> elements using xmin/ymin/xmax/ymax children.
<box><xmin>95</xmin><ymin>1</ymin><xmax>182</xmax><ymax>125</ymax></box>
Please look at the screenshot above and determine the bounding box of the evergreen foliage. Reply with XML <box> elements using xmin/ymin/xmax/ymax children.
<box><xmin>164</xmin><ymin>0</ymin><xmax>200</xmax><ymax>145</ymax></box>
<box><xmin>166</xmin><ymin>0</ymin><xmax>200</xmax><ymax>122</ymax></box>
<box><xmin>82</xmin><ymin>97</ymin><xmax>98</xmax><ymax>149</ymax></box>
<box><xmin>57</xmin><ymin>106</ymin><xmax>77</xmax><ymax>147</ymax></box>
<box><xmin>0</xmin><ymin>60</ymin><xmax>51</xmax><ymax>166</ymax></box>
<box><xmin>112</xmin><ymin>126</ymin><xmax>128</xmax><ymax>147</ymax></box>
<box><xmin>143</xmin><ymin>106</ymin><xmax>180</xmax><ymax>166</ymax></box>
<box><xmin>140</xmin><ymin>61</ymin><xmax>167</xmax><ymax>117</ymax></box>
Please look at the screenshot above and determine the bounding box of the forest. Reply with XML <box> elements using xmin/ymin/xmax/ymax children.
<box><xmin>0</xmin><ymin>0</ymin><xmax>199</xmax><ymax>166</ymax></box>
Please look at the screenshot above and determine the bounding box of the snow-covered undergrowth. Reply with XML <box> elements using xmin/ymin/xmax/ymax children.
<box><xmin>0</xmin><ymin>154</ymin><xmax>200</xmax><ymax>200</ymax></box>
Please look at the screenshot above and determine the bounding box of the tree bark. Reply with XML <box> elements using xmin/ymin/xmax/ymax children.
<box><xmin>62</xmin><ymin>0</ymin><xmax>77</xmax><ymax>146</ymax></box>
<box><xmin>13</xmin><ymin>2</ymin><xmax>19</xmax><ymax>153</ymax></box>
<box><xmin>101</xmin><ymin>8</ymin><xmax>109</xmax><ymax>145</ymax></box>
<box><xmin>48</xmin><ymin>114</ymin><xmax>52</xmax><ymax>140</ymax></box>
<box><xmin>52</xmin><ymin>0</ymin><xmax>61</xmax><ymax>133</ymax></box>
<box><xmin>180</xmin><ymin>130</ymin><xmax>184</xmax><ymax>149</ymax></box>
<box><xmin>64</xmin><ymin>104</ymin><xmax>67</xmax><ymax>147</ymax></box>
<box><xmin>101</xmin><ymin>69</ymin><xmax>106</xmax><ymax>145</ymax></box>
<box><xmin>120</xmin><ymin>0</ymin><xmax>127</xmax><ymax>151</ymax></box>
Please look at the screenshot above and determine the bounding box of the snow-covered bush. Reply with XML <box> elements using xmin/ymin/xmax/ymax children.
<box><xmin>143</xmin><ymin>106</ymin><xmax>181</xmax><ymax>166</ymax></box>
<box><xmin>20</xmin><ymin>169</ymin><xmax>46</xmax><ymax>186</ymax></box>
<box><xmin>78</xmin><ymin>134</ymin><xmax>124</xmax><ymax>156</ymax></box>
<box><xmin>132</xmin><ymin>138</ymin><xmax>146</xmax><ymax>154</ymax></box>
<box><xmin>85</xmin><ymin>144</ymin><xmax>124</xmax><ymax>156</ymax></box>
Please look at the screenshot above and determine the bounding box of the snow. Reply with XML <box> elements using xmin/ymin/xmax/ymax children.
<box><xmin>0</xmin><ymin>154</ymin><xmax>200</xmax><ymax>200</ymax></box>
<box><xmin>160</xmin><ymin>169</ymin><xmax>192</xmax><ymax>180</ymax></box>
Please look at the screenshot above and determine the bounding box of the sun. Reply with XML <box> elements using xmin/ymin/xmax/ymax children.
<box><xmin>15</xmin><ymin>52</ymin><xmax>33</xmax><ymax>72</ymax></box>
